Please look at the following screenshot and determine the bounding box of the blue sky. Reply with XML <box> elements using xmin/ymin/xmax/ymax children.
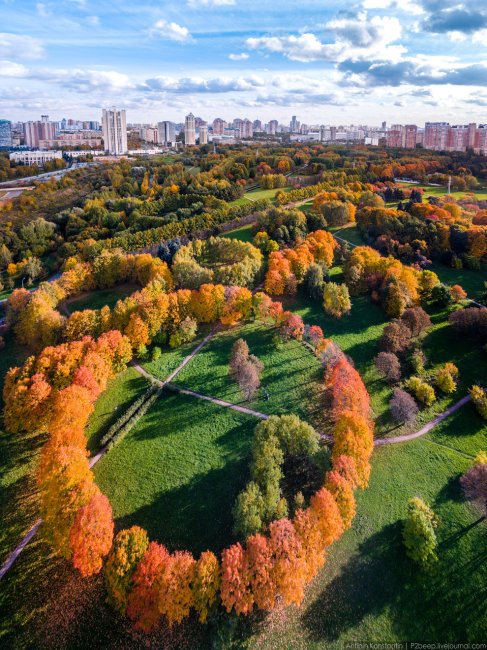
<box><xmin>1</xmin><ymin>0</ymin><xmax>487</xmax><ymax>124</ymax></box>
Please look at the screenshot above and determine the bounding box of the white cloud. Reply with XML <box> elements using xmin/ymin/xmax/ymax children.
<box><xmin>362</xmin><ymin>0</ymin><xmax>424</xmax><ymax>14</ymax></box>
<box><xmin>86</xmin><ymin>15</ymin><xmax>100</xmax><ymax>26</ymax></box>
<box><xmin>247</xmin><ymin>12</ymin><xmax>406</xmax><ymax>63</ymax></box>
<box><xmin>150</xmin><ymin>20</ymin><xmax>192</xmax><ymax>42</ymax></box>
<box><xmin>0</xmin><ymin>33</ymin><xmax>45</xmax><ymax>60</ymax></box>
<box><xmin>0</xmin><ymin>60</ymin><xmax>28</xmax><ymax>77</ymax></box>
<box><xmin>141</xmin><ymin>74</ymin><xmax>265</xmax><ymax>93</ymax></box>
<box><xmin>229</xmin><ymin>52</ymin><xmax>249</xmax><ymax>60</ymax></box>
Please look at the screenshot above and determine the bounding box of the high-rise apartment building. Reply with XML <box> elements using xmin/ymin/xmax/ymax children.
<box><xmin>253</xmin><ymin>120</ymin><xmax>262</xmax><ymax>131</ymax></box>
<box><xmin>158</xmin><ymin>121</ymin><xmax>176</xmax><ymax>146</ymax></box>
<box><xmin>185</xmin><ymin>113</ymin><xmax>196</xmax><ymax>146</ymax></box>
<box><xmin>238</xmin><ymin>119</ymin><xmax>253</xmax><ymax>139</ymax></box>
<box><xmin>199</xmin><ymin>124</ymin><xmax>208</xmax><ymax>145</ymax></box>
<box><xmin>102</xmin><ymin>108</ymin><xmax>128</xmax><ymax>155</ymax></box>
<box><xmin>212</xmin><ymin>118</ymin><xmax>226</xmax><ymax>135</ymax></box>
<box><xmin>267</xmin><ymin>120</ymin><xmax>278</xmax><ymax>135</ymax></box>
<box><xmin>0</xmin><ymin>120</ymin><xmax>12</xmax><ymax>147</ymax></box>
<box><xmin>424</xmin><ymin>122</ymin><xmax>450</xmax><ymax>151</ymax></box>
<box><xmin>387</xmin><ymin>124</ymin><xmax>405</xmax><ymax>148</ymax></box>
<box><xmin>290</xmin><ymin>115</ymin><xmax>300</xmax><ymax>133</ymax></box>
<box><xmin>404</xmin><ymin>124</ymin><xmax>418</xmax><ymax>149</ymax></box>
<box><xmin>23</xmin><ymin>116</ymin><xmax>56</xmax><ymax>148</ymax></box>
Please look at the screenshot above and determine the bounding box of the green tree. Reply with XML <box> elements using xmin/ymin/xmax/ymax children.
<box><xmin>403</xmin><ymin>497</ymin><xmax>439</xmax><ymax>566</ymax></box>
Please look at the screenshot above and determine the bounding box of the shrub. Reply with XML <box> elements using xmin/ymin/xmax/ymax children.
<box><xmin>450</xmin><ymin>284</ymin><xmax>467</xmax><ymax>302</ymax></box>
<box><xmin>233</xmin><ymin>482</ymin><xmax>265</xmax><ymax>538</ymax></box>
<box><xmin>434</xmin><ymin>362</ymin><xmax>458</xmax><ymax>394</ymax></box>
<box><xmin>460</xmin><ymin>461</ymin><xmax>487</xmax><ymax>517</ymax></box>
<box><xmin>390</xmin><ymin>389</ymin><xmax>418</xmax><ymax>424</ymax></box>
<box><xmin>323</xmin><ymin>283</ymin><xmax>351</xmax><ymax>318</ymax></box>
<box><xmin>401</xmin><ymin>307</ymin><xmax>431</xmax><ymax>338</ymax></box>
<box><xmin>169</xmin><ymin>317</ymin><xmax>198</xmax><ymax>349</ymax></box>
<box><xmin>431</xmin><ymin>283</ymin><xmax>452</xmax><ymax>306</ymax></box>
<box><xmin>406</xmin><ymin>377</ymin><xmax>436</xmax><ymax>406</ymax></box>
<box><xmin>303</xmin><ymin>263</ymin><xmax>326</xmax><ymax>301</ymax></box>
<box><xmin>374</xmin><ymin>352</ymin><xmax>401</xmax><ymax>384</ymax></box>
<box><xmin>403</xmin><ymin>497</ymin><xmax>439</xmax><ymax>566</ymax></box>
<box><xmin>151</xmin><ymin>346</ymin><xmax>162</xmax><ymax>361</ymax></box>
<box><xmin>470</xmin><ymin>385</ymin><xmax>487</xmax><ymax>419</ymax></box>
<box><xmin>449</xmin><ymin>308</ymin><xmax>487</xmax><ymax>344</ymax></box>
<box><xmin>379</xmin><ymin>319</ymin><xmax>412</xmax><ymax>353</ymax></box>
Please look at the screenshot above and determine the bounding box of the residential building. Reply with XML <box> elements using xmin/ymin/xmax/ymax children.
<box><xmin>404</xmin><ymin>124</ymin><xmax>418</xmax><ymax>149</ymax></box>
<box><xmin>102</xmin><ymin>108</ymin><xmax>128</xmax><ymax>155</ymax></box>
<box><xmin>158</xmin><ymin>121</ymin><xmax>176</xmax><ymax>146</ymax></box>
<box><xmin>185</xmin><ymin>112</ymin><xmax>196</xmax><ymax>145</ymax></box>
<box><xmin>0</xmin><ymin>120</ymin><xmax>12</xmax><ymax>147</ymax></box>
<box><xmin>23</xmin><ymin>116</ymin><xmax>56</xmax><ymax>147</ymax></box>
<box><xmin>199</xmin><ymin>124</ymin><xmax>208</xmax><ymax>145</ymax></box>
<box><xmin>387</xmin><ymin>124</ymin><xmax>405</xmax><ymax>148</ymax></box>
<box><xmin>238</xmin><ymin>119</ymin><xmax>253</xmax><ymax>139</ymax></box>
<box><xmin>253</xmin><ymin>119</ymin><xmax>262</xmax><ymax>131</ymax></box>
<box><xmin>424</xmin><ymin>122</ymin><xmax>450</xmax><ymax>151</ymax></box>
<box><xmin>290</xmin><ymin>115</ymin><xmax>300</xmax><ymax>132</ymax></box>
<box><xmin>267</xmin><ymin>120</ymin><xmax>278</xmax><ymax>135</ymax></box>
<box><xmin>212</xmin><ymin>118</ymin><xmax>226</xmax><ymax>135</ymax></box>
<box><xmin>38</xmin><ymin>131</ymin><xmax>103</xmax><ymax>149</ymax></box>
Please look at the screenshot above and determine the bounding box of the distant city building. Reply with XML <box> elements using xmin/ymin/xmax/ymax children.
<box><xmin>212</xmin><ymin>118</ymin><xmax>226</xmax><ymax>135</ymax></box>
<box><xmin>9</xmin><ymin>150</ymin><xmax>63</xmax><ymax>165</ymax></box>
<box><xmin>198</xmin><ymin>124</ymin><xmax>208</xmax><ymax>145</ymax></box>
<box><xmin>0</xmin><ymin>119</ymin><xmax>12</xmax><ymax>147</ymax></box>
<box><xmin>23</xmin><ymin>116</ymin><xmax>56</xmax><ymax>148</ymax></box>
<box><xmin>290</xmin><ymin>115</ymin><xmax>300</xmax><ymax>133</ymax></box>
<box><xmin>424</xmin><ymin>122</ymin><xmax>450</xmax><ymax>151</ymax></box>
<box><xmin>387</xmin><ymin>124</ymin><xmax>405</xmax><ymax>148</ymax></box>
<box><xmin>238</xmin><ymin>119</ymin><xmax>253</xmax><ymax>139</ymax></box>
<box><xmin>38</xmin><ymin>131</ymin><xmax>103</xmax><ymax>149</ymax></box>
<box><xmin>102</xmin><ymin>108</ymin><xmax>128</xmax><ymax>155</ymax></box>
<box><xmin>158</xmin><ymin>121</ymin><xmax>176</xmax><ymax>146</ymax></box>
<box><xmin>267</xmin><ymin>120</ymin><xmax>278</xmax><ymax>135</ymax></box>
<box><xmin>139</xmin><ymin>126</ymin><xmax>159</xmax><ymax>144</ymax></box>
<box><xmin>253</xmin><ymin>119</ymin><xmax>262</xmax><ymax>131</ymax></box>
<box><xmin>404</xmin><ymin>124</ymin><xmax>418</xmax><ymax>149</ymax></box>
<box><xmin>185</xmin><ymin>112</ymin><xmax>196</xmax><ymax>145</ymax></box>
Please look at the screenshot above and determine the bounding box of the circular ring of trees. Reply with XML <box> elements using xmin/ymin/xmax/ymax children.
<box><xmin>172</xmin><ymin>236</ymin><xmax>263</xmax><ymax>289</ymax></box>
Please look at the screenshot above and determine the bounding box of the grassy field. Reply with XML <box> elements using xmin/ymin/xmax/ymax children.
<box><xmin>93</xmin><ymin>391</ymin><xmax>257</xmax><ymax>555</ymax></box>
<box><xmin>280</xmin><ymin>290</ymin><xmax>483</xmax><ymax>437</ymax></box>
<box><xmin>2</xmin><ymin>413</ymin><xmax>484</xmax><ymax>649</ymax></box>
<box><xmin>66</xmin><ymin>283</ymin><xmax>139</xmax><ymax>313</ymax></box>
<box><xmin>248</xmin><ymin>421</ymin><xmax>486</xmax><ymax>647</ymax></box>
<box><xmin>222</xmin><ymin>223</ymin><xmax>255</xmax><ymax>242</ymax></box>
<box><xmin>159</xmin><ymin>321</ymin><xmax>326</xmax><ymax>429</ymax></box>
<box><xmin>244</xmin><ymin>187</ymin><xmax>291</xmax><ymax>202</ymax></box>
<box><xmin>398</xmin><ymin>182</ymin><xmax>487</xmax><ymax>200</ymax></box>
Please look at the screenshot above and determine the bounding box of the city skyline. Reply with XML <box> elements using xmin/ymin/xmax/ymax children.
<box><xmin>1</xmin><ymin>0</ymin><xmax>487</xmax><ymax>123</ymax></box>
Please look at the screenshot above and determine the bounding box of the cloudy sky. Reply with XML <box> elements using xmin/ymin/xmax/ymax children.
<box><xmin>1</xmin><ymin>0</ymin><xmax>487</xmax><ymax>124</ymax></box>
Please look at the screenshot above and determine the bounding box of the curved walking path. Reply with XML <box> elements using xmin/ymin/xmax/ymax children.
<box><xmin>374</xmin><ymin>393</ymin><xmax>472</xmax><ymax>446</ymax></box>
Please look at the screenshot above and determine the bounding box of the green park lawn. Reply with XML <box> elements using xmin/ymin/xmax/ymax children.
<box><xmin>222</xmin><ymin>223</ymin><xmax>255</xmax><ymax>243</ymax></box>
<box><xmin>66</xmin><ymin>283</ymin><xmax>139</xmax><ymax>313</ymax></box>
<box><xmin>248</xmin><ymin>420</ymin><xmax>486</xmax><ymax>647</ymax></box>
<box><xmin>281</xmin><ymin>290</ymin><xmax>483</xmax><ymax>437</ymax></box>
<box><xmin>244</xmin><ymin>187</ymin><xmax>290</xmax><ymax>202</ymax></box>
<box><xmin>93</xmin><ymin>392</ymin><xmax>257</xmax><ymax>555</ymax></box>
<box><xmin>164</xmin><ymin>321</ymin><xmax>326</xmax><ymax>429</ymax></box>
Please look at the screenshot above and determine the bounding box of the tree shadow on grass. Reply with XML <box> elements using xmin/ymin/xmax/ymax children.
<box><xmin>302</xmin><ymin>516</ymin><xmax>487</xmax><ymax>643</ymax></box>
<box><xmin>117</xmin><ymin>462</ymin><xmax>249</xmax><ymax>556</ymax></box>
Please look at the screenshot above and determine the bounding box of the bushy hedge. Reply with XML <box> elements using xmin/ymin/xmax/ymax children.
<box><xmin>100</xmin><ymin>383</ymin><xmax>161</xmax><ymax>449</ymax></box>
